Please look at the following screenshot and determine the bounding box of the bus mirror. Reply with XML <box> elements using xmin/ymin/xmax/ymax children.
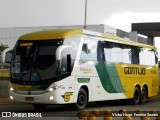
<box><xmin>1</xmin><ymin>47</ymin><xmax>13</xmax><ymax>63</ymax></box>
<box><xmin>60</xmin><ymin>54</ymin><xmax>72</xmax><ymax>73</ymax></box>
<box><xmin>56</xmin><ymin>45</ymin><xmax>72</xmax><ymax>61</ymax></box>
<box><xmin>67</xmin><ymin>54</ymin><xmax>71</xmax><ymax>72</ymax></box>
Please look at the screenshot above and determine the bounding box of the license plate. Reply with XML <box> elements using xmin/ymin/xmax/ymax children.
<box><xmin>25</xmin><ymin>97</ymin><xmax>34</xmax><ymax>101</ymax></box>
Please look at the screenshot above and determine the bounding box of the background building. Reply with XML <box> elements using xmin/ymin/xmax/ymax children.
<box><xmin>0</xmin><ymin>24</ymin><xmax>152</xmax><ymax>63</ymax></box>
<box><xmin>0</xmin><ymin>24</ymin><xmax>150</xmax><ymax>48</ymax></box>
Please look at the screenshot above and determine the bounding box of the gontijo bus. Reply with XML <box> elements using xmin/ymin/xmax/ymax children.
<box><xmin>9</xmin><ymin>29</ymin><xmax>159</xmax><ymax>110</ymax></box>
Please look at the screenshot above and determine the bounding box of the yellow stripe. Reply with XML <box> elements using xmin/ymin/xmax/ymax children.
<box><xmin>11</xmin><ymin>83</ymin><xmax>32</xmax><ymax>90</ymax></box>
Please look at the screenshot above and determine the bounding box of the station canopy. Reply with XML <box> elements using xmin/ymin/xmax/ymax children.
<box><xmin>132</xmin><ymin>22</ymin><xmax>160</xmax><ymax>37</ymax></box>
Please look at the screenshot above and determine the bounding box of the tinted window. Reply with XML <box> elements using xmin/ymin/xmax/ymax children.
<box><xmin>123</xmin><ymin>45</ymin><xmax>131</xmax><ymax>64</ymax></box>
<box><xmin>130</xmin><ymin>47</ymin><xmax>140</xmax><ymax>64</ymax></box>
<box><xmin>80</xmin><ymin>37</ymin><xmax>97</xmax><ymax>62</ymax></box>
<box><xmin>110</xmin><ymin>43</ymin><xmax>123</xmax><ymax>63</ymax></box>
<box><xmin>63</xmin><ymin>37</ymin><xmax>81</xmax><ymax>67</ymax></box>
<box><xmin>100</xmin><ymin>41</ymin><xmax>124</xmax><ymax>63</ymax></box>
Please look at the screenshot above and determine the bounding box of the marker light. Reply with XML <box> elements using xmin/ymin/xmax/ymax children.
<box><xmin>54</xmin><ymin>86</ymin><xmax>59</xmax><ymax>90</ymax></box>
<box><xmin>48</xmin><ymin>88</ymin><xmax>54</xmax><ymax>92</ymax></box>
<box><xmin>54</xmin><ymin>83</ymin><xmax>64</xmax><ymax>90</ymax></box>
<box><xmin>10</xmin><ymin>96</ymin><xmax>13</xmax><ymax>100</ymax></box>
<box><xmin>49</xmin><ymin>96</ymin><xmax>54</xmax><ymax>100</ymax></box>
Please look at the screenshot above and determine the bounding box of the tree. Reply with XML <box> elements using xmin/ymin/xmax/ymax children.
<box><xmin>0</xmin><ymin>43</ymin><xmax>9</xmax><ymax>53</ymax></box>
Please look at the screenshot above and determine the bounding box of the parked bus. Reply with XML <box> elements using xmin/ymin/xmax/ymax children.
<box><xmin>9</xmin><ymin>29</ymin><xmax>159</xmax><ymax>110</ymax></box>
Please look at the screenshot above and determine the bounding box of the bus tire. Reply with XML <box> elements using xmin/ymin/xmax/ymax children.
<box><xmin>32</xmin><ymin>104</ymin><xmax>47</xmax><ymax>111</ymax></box>
<box><xmin>132</xmin><ymin>87</ymin><xmax>140</xmax><ymax>105</ymax></box>
<box><xmin>140</xmin><ymin>86</ymin><xmax>147</xmax><ymax>103</ymax></box>
<box><xmin>74</xmin><ymin>88</ymin><xmax>88</xmax><ymax>110</ymax></box>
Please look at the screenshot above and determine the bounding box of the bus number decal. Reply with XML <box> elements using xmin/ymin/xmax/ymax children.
<box><xmin>151</xmin><ymin>70</ymin><xmax>157</xmax><ymax>74</ymax></box>
<box><xmin>62</xmin><ymin>92</ymin><xmax>73</xmax><ymax>102</ymax></box>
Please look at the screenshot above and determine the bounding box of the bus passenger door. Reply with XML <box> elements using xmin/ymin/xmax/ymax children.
<box><xmin>59</xmin><ymin>53</ymin><xmax>75</xmax><ymax>103</ymax></box>
<box><xmin>56</xmin><ymin>45</ymin><xmax>75</xmax><ymax>103</ymax></box>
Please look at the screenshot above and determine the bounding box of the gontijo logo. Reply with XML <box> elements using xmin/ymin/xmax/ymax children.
<box><xmin>62</xmin><ymin>92</ymin><xmax>73</xmax><ymax>102</ymax></box>
<box><xmin>124</xmin><ymin>67</ymin><xmax>145</xmax><ymax>75</ymax></box>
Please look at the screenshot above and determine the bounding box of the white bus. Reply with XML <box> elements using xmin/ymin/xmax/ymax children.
<box><xmin>9</xmin><ymin>29</ymin><xmax>159</xmax><ymax>110</ymax></box>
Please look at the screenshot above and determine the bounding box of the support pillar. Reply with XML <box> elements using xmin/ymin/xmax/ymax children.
<box><xmin>129</xmin><ymin>31</ymin><xmax>138</xmax><ymax>42</ymax></box>
<box><xmin>147</xmin><ymin>36</ymin><xmax>154</xmax><ymax>45</ymax></box>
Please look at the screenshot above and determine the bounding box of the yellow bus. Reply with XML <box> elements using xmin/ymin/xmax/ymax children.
<box><xmin>9</xmin><ymin>29</ymin><xmax>159</xmax><ymax>110</ymax></box>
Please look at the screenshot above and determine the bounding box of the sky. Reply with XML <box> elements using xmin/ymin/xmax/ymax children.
<box><xmin>0</xmin><ymin>0</ymin><xmax>160</xmax><ymax>54</ymax></box>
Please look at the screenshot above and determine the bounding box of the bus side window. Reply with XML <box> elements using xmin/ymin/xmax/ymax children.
<box><xmin>142</xmin><ymin>48</ymin><xmax>156</xmax><ymax>66</ymax></box>
<box><xmin>97</xmin><ymin>41</ymin><xmax>105</xmax><ymax>61</ymax></box>
<box><xmin>110</xmin><ymin>43</ymin><xmax>123</xmax><ymax>63</ymax></box>
<box><xmin>61</xmin><ymin>53</ymin><xmax>71</xmax><ymax>74</ymax></box>
<box><xmin>137</xmin><ymin>48</ymin><xmax>157</xmax><ymax>66</ymax></box>
<box><xmin>103</xmin><ymin>41</ymin><xmax>111</xmax><ymax>62</ymax></box>
<box><xmin>123</xmin><ymin>45</ymin><xmax>132</xmax><ymax>64</ymax></box>
<box><xmin>154</xmin><ymin>50</ymin><xmax>158</xmax><ymax>65</ymax></box>
<box><xmin>80</xmin><ymin>38</ymin><xmax>97</xmax><ymax>63</ymax></box>
<box><xmin>80</xmin><ymin>44</ymin><xmax>88</xmax><ymax>63</ymax></box>
<box><xmin>130</xmin><ymin>47</ymin><xmax>140</xmax><ymax>64</ymax></box>
<box><xmin>139</xmin><ymin>48</ymin><xmax>145</xmax><ymax>65</ymax></box>
<box><xmin>82</xmin><ymin>44</ymin><xmax>90</xmax><ymax>54</ymax></box>
<box><xmin>103</xmin><ymin>42</ymin><xmax>124</xmax><ymax>63</ymax></box>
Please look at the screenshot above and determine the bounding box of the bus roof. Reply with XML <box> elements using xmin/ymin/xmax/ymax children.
<box><xmin>19</xmin><ymin>29</ymin><xmax>83</xmax><ymax>40</ymax></box>
<box><xmin>19</xmin><ymin>28</ymin><xmax>156</xmax><ymax>50</ymax></box>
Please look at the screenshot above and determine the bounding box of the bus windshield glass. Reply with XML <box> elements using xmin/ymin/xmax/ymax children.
<box><xmin>11</xmin><ymin>40</ymin><xmax>63</xmax><ymax>83</ymax></box>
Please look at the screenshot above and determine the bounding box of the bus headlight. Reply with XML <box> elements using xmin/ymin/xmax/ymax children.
<box><xmin>48</xmin><ymin>87</ymin><xmax>54</xmax><ymax>92</ymax></box>
<box><xmin>10</xmin><ymin>96</ymin><xmax>13</xmax><ymax>100</ymax></box>
<box><xmin>49</xmin><ymin>96</ymin><xmax>54</xmax><ymax>100</ymax></box>
<box><xmin>10</xmin><ymin>87</ymin><xmax>14</xmax><ymax>91</ymax></box>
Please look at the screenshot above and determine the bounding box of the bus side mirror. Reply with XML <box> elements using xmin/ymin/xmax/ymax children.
<box><xmin>1</xmin><ymin>47</ymin><xmax>13</xmax><ymax>63</ymax></box>
<box><xmin>66</xmin><ymin>54</ymin><xmax>71</xmax><ymax>72</ymax></box>
<box><xmin>56</xmin><ymin>45</ymin><xmax>72</xmax><ymax>73</ymax></box>
<box><xmin>56</xmin><ymin>45</ymin><xmax>72</xmax><ymax>61</ymax></box>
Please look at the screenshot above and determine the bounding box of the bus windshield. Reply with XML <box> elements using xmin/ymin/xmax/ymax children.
<box><xmin>11</xmin><ymin>40</ymin><xmax>63</xmax><ymax>83</ymax></box>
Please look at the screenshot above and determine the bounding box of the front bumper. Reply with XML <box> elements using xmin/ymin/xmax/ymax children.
<box><xmin>9</xmin><ymin>90</ymin><xmax>59</xmax><ymax>104</ymax></box>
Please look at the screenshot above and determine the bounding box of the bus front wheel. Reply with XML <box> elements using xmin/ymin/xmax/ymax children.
<box><xmin>32</xmin><ymin>104</ymin><xmax>47</xmax><ymax>111</ymax></box>
<box><xmin>74</xmin><ymin>88</ymin><xmax>88</xmax><ymax>110</ymax></box>
<box><xmin>132</xmin><ymin>87</ymin><xmax>140</xmax><ymax>105</ymax></box>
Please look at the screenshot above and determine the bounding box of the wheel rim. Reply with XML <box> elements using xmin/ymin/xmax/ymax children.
<box><xmin>78</xmin><ymin>93</ymin><xmax>86</xmax><ymax>106</ymax></box>
<box><xmin>141</xmin><ymin>88</ymin><xmax>146</xmax><ymax>101</ymax></box>
<box><xmin>134</xmin><ymin>90</ymin><xmax>139</xmax><ymax>102</ymax></box>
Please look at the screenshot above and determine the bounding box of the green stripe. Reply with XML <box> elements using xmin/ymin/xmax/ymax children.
<box><xmin>95</xmin><ymin>61</ymin><xmax>125</xmax><ymax>93</ymax></box>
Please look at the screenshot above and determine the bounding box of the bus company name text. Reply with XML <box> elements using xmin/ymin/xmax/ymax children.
<box><xmin>124</xmin><ymin>67</ymin><xmax>145</xmax><ymax>75</ymax></box>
